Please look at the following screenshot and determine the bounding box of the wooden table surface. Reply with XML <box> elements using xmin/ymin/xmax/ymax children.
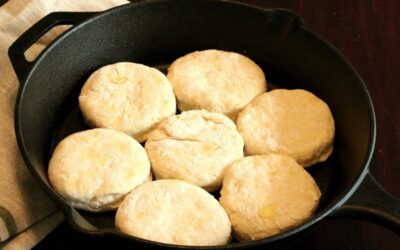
<box><xmin>2</xmin><ymin>0</ymin><xmax>399</xmax><ymax>249</ymax></box>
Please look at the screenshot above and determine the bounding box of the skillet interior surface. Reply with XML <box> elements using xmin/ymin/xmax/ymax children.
<box><xmin>15</xmin><ymin>0</ymin><xmax>374</xmax><ymax>247</ymax></box>
<box><xmin>48</xmin><ymin>61</ymin><xmax>342</xmax><ymax>231</ymax></box>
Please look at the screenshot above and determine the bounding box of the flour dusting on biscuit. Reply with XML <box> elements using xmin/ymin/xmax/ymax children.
<box><xmin>237</xmin><ymin>89</ymin><xmax>335</xmax><ymax>167</ymax></box>
<box><xmin>145</xmin><ymin>110</ymin><xmax>244</xmax><ymax>192</ymax></box>
<box><xmin>116</xmin><ymin>179</ymin><xmax>231</xmax><ymax>246</ymax></box>
<box><xmin>220</xmin><ymin>154</ymin><xmax>321</xmax><ymax>241</ymax></box>
<box><xmin>48</xmin><ymin>128</ymin><xmax>150</xmax><ymax>212</ymax></box>
<box><xmin>79</xmin><ymin>62</ymin><xmax>176</xmax><ymax>142</ymax></box>
<box><xmin>167</xmin><ymin>49</ymin><xmax>266</xmax><ymax>120</ymax></box>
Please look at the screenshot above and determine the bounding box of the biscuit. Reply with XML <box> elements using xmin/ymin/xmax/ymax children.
<box><xmin>115</xmin><ymin>179</ymin><xmax>231</xmax><ymax>246</ymax></box>
<box><xmin>79</xmin><ymin>62</ymin><xmax>176</xmax><ymax>143</ymax></box>
<box><xmin>48</xmin><ymin>128</ymin><xmax>150</xmax><ymax>212</ymax></box>
<box><xmin>220</xmin><ymin>154</ymin><xmax>321</xmax><ymax>241</ymax></box>
<box><xmin>167</xmin><ymin>49</ymin><xmax>266</xmax><ymax>120</ymax></box>
<box><xmin>237</xmin><ymin>89</ymin><xmax>335</xmax><ymax>167</ymax></box>
<box><xmin>145</xmin><ymin>110</ymin><xmax>244</xmax><ymax>192</ymax></box>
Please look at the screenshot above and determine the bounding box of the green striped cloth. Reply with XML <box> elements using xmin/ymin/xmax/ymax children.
<box><xmin>0</xmin><ymin>0</ymin><xmax>128</xmax><ymax>249</ymax></box>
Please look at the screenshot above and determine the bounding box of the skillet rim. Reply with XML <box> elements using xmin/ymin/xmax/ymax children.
<box><xmin>12</xmin><ymin>0</ymin><xmax>377</xmax><ymax>248</ymax></box>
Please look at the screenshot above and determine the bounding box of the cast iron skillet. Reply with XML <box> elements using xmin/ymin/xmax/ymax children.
<box><xmin>8</xmin><ymin>0</ymin><xmax>400</xmax><ymax>248</ymax></box>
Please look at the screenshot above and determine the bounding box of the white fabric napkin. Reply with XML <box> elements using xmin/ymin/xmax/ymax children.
<box><xmin>0</xmin><ymin>0</ymin><xmax>129</xmax><ymax>249</ymax></box>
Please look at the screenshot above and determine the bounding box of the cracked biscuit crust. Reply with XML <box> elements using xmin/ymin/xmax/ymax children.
<box><xmin>237</xmin><ymin>89</ymin><xmax>335</xmax><ymax>167</ymax></box>
<box><xmin>115</xmin><ymin>179</ymin><xmax>231</xmax><ymax>246</ymax></box>
<box><xmin>145</xmin><ymin>110</ymin><xmax>244</xmax><ymax>192</ymax></box>
<box><xmin>220</xmin><ymin>154</ymin><xmax>321</xmax><ymax>241</ymax></box>
<box><xmin>167</xmin><ymin>49</ymin><xmax>267</xmax><ymax>120</ymax></box>
<box><xmin>79</xmin><ymin>62</ymin><xmax>176</xmax><ymax>142</ymax></box>
<box><xmin>48</xmin><ymin>128</ymin><xmax>150</xmax><ymax>212</ymax></box>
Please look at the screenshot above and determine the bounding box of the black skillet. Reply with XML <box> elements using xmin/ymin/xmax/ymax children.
<box><xmin>8</xmin><ymin>0</ymin><xmax>400</xmax><ymax>249</ymax></box>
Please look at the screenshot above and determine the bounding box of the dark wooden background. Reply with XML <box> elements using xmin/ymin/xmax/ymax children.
<box><xmin>2</xmin><ymin>0</ymin><xmax>399</xmax><ymax>249</ymax></box>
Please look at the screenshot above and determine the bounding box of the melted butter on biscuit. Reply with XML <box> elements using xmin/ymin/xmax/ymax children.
<box><xmin>116</xmin><ymin>143</ymin><xmax>129</xmax><ymax>154</ymax></box>
<box><xmin>126</xmin><ymin>169</ymin><xmax>137</xmax><ymax>179</ymax></box>
<box><xmin>258</xmin><ymin>204</ymin><xmax>275</xmax><ymax>219</ymax></box>
<box><xmin>82</xmin><ymin>147</ymin><xmax>109</xmax><ymax>166</ymax></box>
<box><xmin>135</xmin><ymin>212</ymin><xmax>145</xmax><ymax>220</ymax></box>
<box><xmin>201</xmin><ymin>143</ymin><xmax>218</xmax><ymax>153</ymax></box>
<box><xmin>111</xmin><ymin>76</ymin><xmax>127</xmax><ymax>84</ymax></box>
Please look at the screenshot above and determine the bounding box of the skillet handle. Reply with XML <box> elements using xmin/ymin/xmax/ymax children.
<box><xmin>8</xmin><ymin>11</ymin><xmax>98</xmax><ymax>82</ymax></box>
<box><xmin>331</xmin><ymin>171</ymin><xmax>400</xmax><ymax>233</ymax></box>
